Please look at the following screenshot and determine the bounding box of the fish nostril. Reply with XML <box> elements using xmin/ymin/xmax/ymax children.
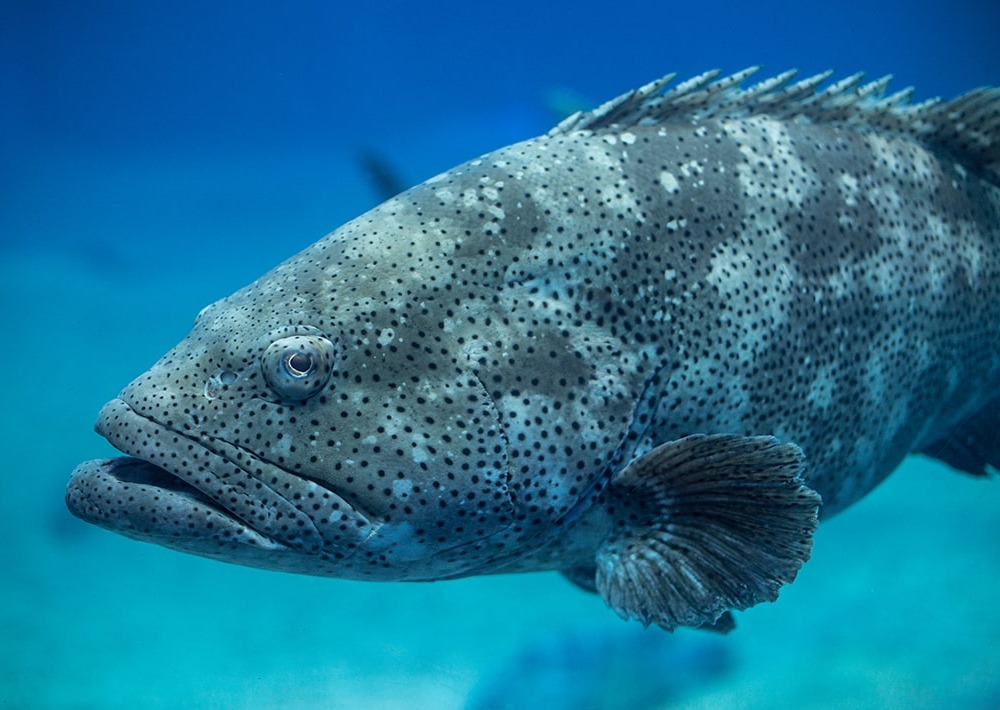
<box><xmin>203</xmin><ymin>370</ymin><xmax>238</xmax><ymax>400</ymax></box>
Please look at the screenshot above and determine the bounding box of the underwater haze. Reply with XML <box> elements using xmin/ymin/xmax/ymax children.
<box><xmin>3</xmin><ymin>1</ymin><xmax>1000</xmax><ymax>708</ymax></box>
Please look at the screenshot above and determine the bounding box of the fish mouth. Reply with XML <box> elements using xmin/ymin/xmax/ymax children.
<box><xmin>67</xmin><ymin>398</ymin><xmax>375</xmax><ymax>571</ymax></box>
<box><xmin>66</xmin><ymin>456</ymin><xmax>287</xmax><ymax>553</ymax></box>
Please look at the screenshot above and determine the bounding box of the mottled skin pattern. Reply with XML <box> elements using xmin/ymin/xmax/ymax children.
<box><xmin>68</xmin><ymin>69</ymin><xmax>1000</xmax><ymax>629</ymax></box>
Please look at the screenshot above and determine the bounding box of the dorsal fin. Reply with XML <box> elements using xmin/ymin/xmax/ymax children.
<box><xmin>549</xmin><ymin>67</ymin><xmax>1000</xmax><ymax>185</ymax></box>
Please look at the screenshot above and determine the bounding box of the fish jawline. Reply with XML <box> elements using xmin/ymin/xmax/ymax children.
<box><xmin>75</xmin><ymin>397</ymin><xmax>380</xmax><ymax>574</ymax></box>
<box><xmin>72</xmin><ymin>396</ymin><xmax>334</xmax><ymax>555</ymax></box>
<box><xmin>66</xmin><ymin>456</ymin><xmax>288</xmax><ymax>552</ymax></box>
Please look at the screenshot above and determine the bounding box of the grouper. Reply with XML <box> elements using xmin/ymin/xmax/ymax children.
<box><xmin>67</xmin><ymin>68</ymin><xmax>1000</xmax><ymax>631</ymax></box>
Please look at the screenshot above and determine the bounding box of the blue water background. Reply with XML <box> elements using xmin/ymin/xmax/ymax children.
<box><xmin>2</xmin><ymin>1</ymin><xmax>1000</xmax><ymax>707</ymax></box>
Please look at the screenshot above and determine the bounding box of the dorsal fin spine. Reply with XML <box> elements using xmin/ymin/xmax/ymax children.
<box><xmin>547</xmin><ymin>67</ymin><xmax>1000</xmax><ymax>185</ymax></box>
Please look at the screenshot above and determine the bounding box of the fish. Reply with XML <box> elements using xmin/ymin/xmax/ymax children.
<box><xmin>66</xmin><ymin>67</ymin><xmax>1000</xmax><ymax>632</ymax></box>
<box><xmin>357</xmin><ymin>148</ymin><xmax>408</xmax><ymax>202</ymax></box>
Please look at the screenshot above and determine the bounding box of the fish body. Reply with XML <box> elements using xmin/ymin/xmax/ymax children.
<box><xmin>67</xmin><ymin>68</ymin><xmax>1000</xmax><ymax>630</ymax></box>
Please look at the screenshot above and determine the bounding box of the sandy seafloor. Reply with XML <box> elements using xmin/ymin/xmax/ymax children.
<box><xmin>4</xmin><ymin>3</ymin><xmax>1000</xmax><ymax>707</ymax></box>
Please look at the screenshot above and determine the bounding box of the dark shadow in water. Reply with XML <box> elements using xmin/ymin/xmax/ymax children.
<box><xmin>466</xmin><ymin>624</ymin><xmax>733</xmax><ymax>710</ymax></box>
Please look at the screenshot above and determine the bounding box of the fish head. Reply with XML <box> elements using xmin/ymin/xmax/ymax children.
<box><xmin>67</xmin><ymin>212</ymin><xmax>516</xmax><ymax>580</ymax></box>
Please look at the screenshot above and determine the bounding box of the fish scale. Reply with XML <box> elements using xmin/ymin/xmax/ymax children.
<box><xmin>67</xmin><ymin>68</ymin><xmax>1000</xmax><ymax>631</ymax></box>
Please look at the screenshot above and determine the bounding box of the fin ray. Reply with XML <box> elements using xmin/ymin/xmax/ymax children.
<box><xmin>595</xmin><ymin>434</ymin><xmax>820</xmax><ymax>631</ymax></box>
<box><xmin>548</xmin><ymin>67</ymin><xmax>1000</xmax><ymax>185</ymax></box>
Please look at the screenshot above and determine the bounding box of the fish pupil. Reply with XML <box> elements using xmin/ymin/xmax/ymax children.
<box><xmin>285</xmin><ymin>351</ymin><xmax>315</xmax><ymax>377</ymax></box>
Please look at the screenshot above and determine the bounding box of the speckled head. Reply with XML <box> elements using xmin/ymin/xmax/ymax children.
<box><xmin>66</xmin><ymin>193</ymin><xmax>524</xmax><ymax>580</ymax></box>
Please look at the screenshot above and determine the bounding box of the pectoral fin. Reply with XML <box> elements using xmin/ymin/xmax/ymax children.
<box><xmin>595</xmin><ymin>434</ymin><xmax>820</xmax><ymax>631</ymax></box>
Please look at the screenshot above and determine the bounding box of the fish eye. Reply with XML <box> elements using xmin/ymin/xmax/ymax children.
<box><xmin>262</xmin><ymin>335</ymin><xmax>336</xmax><ymax>401</ymax></box>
